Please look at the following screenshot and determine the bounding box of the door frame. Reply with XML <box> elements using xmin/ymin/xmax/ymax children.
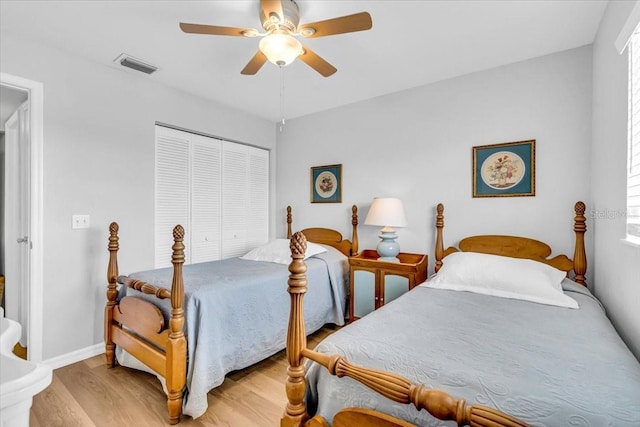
<box><xmin>1</xmin><ymin>72</ymin><xmax>44</xmax><ymax>362</ymax></box>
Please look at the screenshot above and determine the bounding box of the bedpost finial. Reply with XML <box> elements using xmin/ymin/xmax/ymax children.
<box><xmin>290</xmin><ymin>231</ymin><xmax>307</xmax><ymax>257</ymax></box>
<box><xmin>574</xmin><ymin>201</ymin><xmax>587</xmax><ymax>233</ymax></box>
<box><xmin>108</xmin><ymin>222</ymin><xmax>120</xmax><ymax>253</ymax></box>
<box><xmin>109</xmin><ymin>222</ymin><xmax>119</xmax><ymax>234</ymax></box>
<box><xmin>173</xmin><ymin>225</ymin><xmax>185</xmax><ymax>241</ymax></box>
<box><xmin>436</xmin><ymin>203</ymin><xmax>445</xmax><ymax>229</ymax></box>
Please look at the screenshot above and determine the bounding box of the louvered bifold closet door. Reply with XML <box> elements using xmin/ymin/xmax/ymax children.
<box><xmin>247</xmin><ymin>147</ymin><xmax>269</xmax><ymax>249</ymax></box>
<box><xmin>629</xmin><ymin>38</ymin><xmax>640</xmax><ymax>238</ymax></box>
<box><xmin>155</xmin><ymin>127</ymin><xmax>191</xmax><ymax>267</ymax></box>
<box><xmin>222</xmin><ymin>142</ymin><xmax>249</xmax><ymax>258</ymax></box>
<box><xmin>156</xmin><ymin>125</ymin><xmax>270</xmax><ymax>264</ymax></box>
<box><xmin>191</xmin><ymin>135</ymin><xmax>222</xmax><ymax>263</ymax></box>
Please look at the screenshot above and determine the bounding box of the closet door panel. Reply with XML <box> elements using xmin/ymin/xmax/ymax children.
<box><xmin>191</xmin><ymin>135</ymin><xmax>222</xmax><ymax>263</ymax></box>
<box><xmin>155</xmin><ymin>127</ymin><xmax>191</xmax><ymax>267</ymax></box>
<box><xmin>222</xmin><ymin>142</ymin><xmax>248</xmax><ymax>258</ymax></box>
<box><xmin>247</xmin><ymin>147</ymin><xmax>269</xmax><ymax>249</ymax></box>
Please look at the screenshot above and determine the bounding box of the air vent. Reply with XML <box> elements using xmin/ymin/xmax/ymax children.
<box><xmin>113</xmin><ymin>53</ymin><xmax>158</xmax><ymax>75</ymax></box>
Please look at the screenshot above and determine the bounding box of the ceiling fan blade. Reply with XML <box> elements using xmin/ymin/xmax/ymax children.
<box><xmin>241</xmin><ymin>51</ymin><xmax>268</xmax><ymax>75</ymax></box>
<box><xmin>298</xmin><ymin>12</ymin><xmax>372</xmax><ymax>38</ymax></box>
<box><xmin>260</xmin><ymin>0</ymin><xmax>285</xmax><ymax>24</ymax></box>
<box><xmin>299</xmin><ymin>46</ymin><xmax>337</xmax><ymax>77</ymax></box>
<box><xmin>180</xmin><ymin>22</ymin><xmax>255</xmax><ymax>37</ymax></box>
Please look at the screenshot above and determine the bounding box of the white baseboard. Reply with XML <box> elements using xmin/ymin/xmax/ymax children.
<box><xmin>42</xmin><ymin>342</ymin><xmax>105</xmax><ymax>370</ymax></box>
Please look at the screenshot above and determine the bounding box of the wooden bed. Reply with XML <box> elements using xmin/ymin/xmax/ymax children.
<box><xmin>281</xmin><ymin>202</ymin><xmax>590</xmax><ymax>427</ymax></box>
<box><xmin>104</xmin><ymin>205</ymin><xmax>359</xmax><ymax>424</ymax></box>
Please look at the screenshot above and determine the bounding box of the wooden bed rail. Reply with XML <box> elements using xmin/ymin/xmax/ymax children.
<box><xmin>105</xmin><ymin>222</ymin><xmax>187</xmax><ymax>424</ymax></box>
<box><xmin>434</xmin><ymin>201</ymin><xmax>588</xmax><ymax>286</ymax></box>
<box><xmin>117</xmin><ymin>276</ymin><xmax>172</xmax><ymax>299</ymax></box>
<box><xmin>282</xmin><ymin>232</ymin><xmax>529</xmax><ymax>427</ymax></box>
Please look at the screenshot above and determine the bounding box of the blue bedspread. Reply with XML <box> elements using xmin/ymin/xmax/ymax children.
<box><xmin>117</xmin><ymin>247</ymin><xmax>348</xmax><ymax>418</ymax></box>
<box><xmin>305</xmin><ymin>280</ymin><xmax>640</xmax><ymax>426</ymax></box>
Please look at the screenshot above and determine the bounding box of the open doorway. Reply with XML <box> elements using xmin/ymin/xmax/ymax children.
<box><xmin>1</xmin><ymin>84</ymin><xmax>29</xmax><ymax>358</ymax></box>
<box><xmin>0</xmin><ymin>72</ymin><xmax>44</xmax><ymax>363</ymax></box>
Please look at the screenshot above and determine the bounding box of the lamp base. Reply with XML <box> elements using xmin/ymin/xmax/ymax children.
<box><xmin>376</xmin><ymin>229</ymin><xmax>400</xmax><ymax>262</ymax></box>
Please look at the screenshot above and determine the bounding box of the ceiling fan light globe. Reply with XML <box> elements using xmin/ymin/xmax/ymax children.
<box><xmin>259</xmin><ymin>33</ymin><xmax>302</xmax><ymax>66</ymax></box>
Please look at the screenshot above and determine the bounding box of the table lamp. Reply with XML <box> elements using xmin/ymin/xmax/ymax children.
<box><xmin>364</xmin><ymin>197</ymin><xmax>407</xmax><ymax>261</ymax></box>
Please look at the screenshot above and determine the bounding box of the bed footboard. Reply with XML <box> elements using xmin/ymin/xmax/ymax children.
<box><xmin>105</xmin><ymin>222</ymin><xmax>187</xmax><ymax>425</ymax></box>
<box><xmin>282</xmin><ymin>232</ymin><xmax>529</xmax><ymax>427</ymax></box>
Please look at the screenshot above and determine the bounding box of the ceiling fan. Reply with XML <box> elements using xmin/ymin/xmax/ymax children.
<box><xmin>179</xmin><ymin>0</ymin><xmax>372</xmax><ymax>77</ymax></box>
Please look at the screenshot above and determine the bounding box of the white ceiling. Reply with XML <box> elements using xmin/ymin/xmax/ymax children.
<box><xmin>0</xmin><ymin>0</ymin><xmax>608</xmax><ymax>123</ymax></box>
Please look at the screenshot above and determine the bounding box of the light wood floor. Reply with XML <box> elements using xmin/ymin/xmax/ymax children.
<box><xmin>30</xmin><ymin>325</ymin><xmax>339</xmax><ymax>427</ymax></box>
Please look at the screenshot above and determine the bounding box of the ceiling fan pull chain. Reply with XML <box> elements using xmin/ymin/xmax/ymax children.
<box><xmin>280</xmin><ymin>66</ymin><xmax>286</xmax><ymax>132</ymax></box>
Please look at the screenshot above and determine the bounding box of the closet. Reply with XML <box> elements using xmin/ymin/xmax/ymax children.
<box><xmin>154</xmin><ymin>125</ymin><xmax>269</xmax><ymax>267</ymax></box>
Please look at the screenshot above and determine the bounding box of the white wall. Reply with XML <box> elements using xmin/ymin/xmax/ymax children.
<box><xmin>0</xmin><ymin>33</ymin><xmax>277</xmax><ymax>360</ymax></box>
<box><xmin>278</xmin><ymin>46</ymin><xmax>593</xmax><ymax>283</ymax></box>
<box><xmin>592</xmin><ymin>0</ymin><xmax>640</xmax><ymax>358</ymax></box>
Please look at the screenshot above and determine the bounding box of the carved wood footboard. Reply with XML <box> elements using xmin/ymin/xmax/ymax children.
<box><xmin>105</xmin><ymin>223</ymin><xmax>186</xmax><ymax>425</ymax></box>
<box><xmin>282</xmin><ymin>232</ymin><xmax>529</xmax><ymax>427</ymax></box>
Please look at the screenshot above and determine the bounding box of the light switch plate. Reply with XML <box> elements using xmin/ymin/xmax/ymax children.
<box><xmin>72</xmin><ymin>214</ymin><xmax>90</xmax><ymax>229</ymax></box>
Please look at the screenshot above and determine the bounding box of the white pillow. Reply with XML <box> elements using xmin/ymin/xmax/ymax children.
<box><xmin>421</xmin><ymin>251</ymin><xmax>578</xmax><ymax>309</ymax></box>
<box><xmin>240</xmin><ymin>239</ymin><xmax>327</xmax><ymax>265</ymax></box>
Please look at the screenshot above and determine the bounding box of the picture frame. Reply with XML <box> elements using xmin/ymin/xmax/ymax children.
<box><xmin>472</xmin><ymin>140</ymin><xmax>535</xmax><ymax>197</ymax></box>
<box><xmin>310</xmin><ymin>164</ymin><xmax>342</xmax><ymax>203</ymax></box>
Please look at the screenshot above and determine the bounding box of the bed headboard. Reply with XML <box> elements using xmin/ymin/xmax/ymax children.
<box><xmin>434</xmin><ymin>201</ymin><xmax>587</xmax><ymax>286</ymax></box>
<box><xmin>285</xmin><ymin>205</ymin><xmax>359</xmax><ymax>257</ymax></box>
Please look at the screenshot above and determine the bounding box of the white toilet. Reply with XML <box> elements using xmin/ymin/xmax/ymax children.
<box><xmin>0</xmin><ymin>307</ymin><xmax>52</xmax><ymax>427</ymax></box>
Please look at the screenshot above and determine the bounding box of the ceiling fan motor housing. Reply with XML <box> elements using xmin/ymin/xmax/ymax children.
<box><xmin>260</xmin><ymin>0</ymin><xmax>300</xmax><ymax>33</ymax></box>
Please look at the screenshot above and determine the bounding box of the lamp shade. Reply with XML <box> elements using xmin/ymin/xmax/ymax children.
<box><xmin>364</xmin><ymin>198</ymin><xmax>408</xmax><ymax>228</ymax></box>
<box><xmin>259</xmin><ymin>31</ymin><xmax>303</xmax><ymax>66</ymax></box>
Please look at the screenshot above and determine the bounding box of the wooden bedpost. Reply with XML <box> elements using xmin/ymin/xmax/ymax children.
<box><xmin>105</xmin><ymin>222</ymin><xmax>119</xmax><ymax>368</ymax></box>
<box><xmin>287</xmin><ymin>206</ymin><xmax>293</xmax><ymax>239</ymax></box>
<box><xmin>351</xmin><ymin>205</ymin><xmax>359</xmax><ymax>256</ymax></box>
<box><xmin>435</xmin><ymin>203</ymin><xmax>445</xmax><ymax>273</ymax></box>
<box><xmin>166</xmin><ymin>225</ymin><xmax>187</xmax><ymax>425</ymax></box>
<box><xmin>282</xmin><ymin>232</ymin><xmax>310</xmax><ymax>427</ymax></box>
<box><xmin>573</xmin><ymin>201</ymin><xmax>587</xmax><ymax>287</ymax></box>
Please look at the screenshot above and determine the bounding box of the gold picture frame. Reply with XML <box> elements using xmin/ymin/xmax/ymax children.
<box><xmin>310</xmin><ymin>164</ymin><xmax>342</xmax><ymax>203</ymax></box>
<box><xmin>472</xmin><ymin>140</ymin><xmax>535</xmax><ymax>197</ymax></box>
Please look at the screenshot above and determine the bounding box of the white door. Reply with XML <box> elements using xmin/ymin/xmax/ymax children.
<box><xmin>4</xmin><ymin>101</ymin><xmax>30</xmax><ymax>346</ymax></box>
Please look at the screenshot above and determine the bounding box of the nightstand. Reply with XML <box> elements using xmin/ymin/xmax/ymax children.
<box><xmin>348</xmin><ymin>250</ymin><xmax>428</xmax><ymax>322</ymax></box>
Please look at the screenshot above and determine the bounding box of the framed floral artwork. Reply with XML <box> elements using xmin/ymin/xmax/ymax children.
<box><xmin>311</xmin><ymin>164</ymin><xmax>342</xmax><ymax>203</ymax></box>
<box><xmin>472</xmin><ymin>140</ymin><xmax>535</xmax><ymax>197</ymax></box>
